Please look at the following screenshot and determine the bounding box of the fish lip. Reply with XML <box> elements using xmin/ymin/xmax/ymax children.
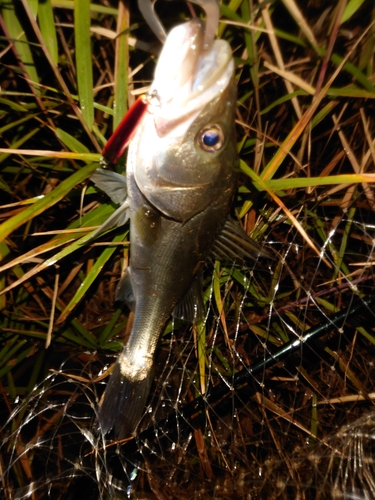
<box><xmin>190</xmin><ymin>40</ymin><xmax>233</xmax><ymax>97</ymax></box>
<box><xmin>150</xmin><ymin>18</ymin><xmax>205</xmax><ymax>106</ymax></box>
<box><xmin>148</xmin><ymin>20</ymin><xmax>233</xmax><ymax>136</ymax></box>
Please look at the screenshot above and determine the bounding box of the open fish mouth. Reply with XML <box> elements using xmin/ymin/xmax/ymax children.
<box><xmin>147</xmin><ymin>18</ymin><xmax>234</xmax><ymax>137</ymax></box>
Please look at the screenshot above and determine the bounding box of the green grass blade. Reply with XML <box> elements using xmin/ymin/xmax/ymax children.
<box><xmin>98</xmin><ymin>308</ymin><xmax>124</xmax><ymax>344</ymax></box>
<box><xmin>0</xmin><ymin>205</ymin><xmax>122</xmax><ymax>298</ymax></box>
<box><xmin>26</xmin><ymin>0</ymin><xmax>39</xmax><ymax>16</ymax></box>
<box><xmin>0</xmin><ymin>96</ymin><xmax>29</xmax><ymax>113</ymax></box>
<box><xmin>197</xmin><ymin>318</ymin><xmax>207</xmax><ymax>395</ymax></box>
<box><xmin>0</xmin><ymin>242</ymin><xmax>11</xmax><ymax>310</ymax></box>
<box><xmin>56</xmin><ymin>128</ymin><xmax>91</xmax><ymax>154</ymax></box>
<box><xmin>0</xmin><ymin>114</ymin><xmax>38</xmax><ymax>135</ymax></box>
<box><xmin>38</xmin><ymin>0</ymin><xmax>59</xmax><ymax>64</ymax></box>
<box><xmin>260</xmin><ymin>173</ymin><xmax>375</xmax><ymax>192</ymax></box>
<box><xmin>113</xmin><ymin>4</ymin><xmax>129</xmax><ymax>129</ymax></box>
<box><xmin>51</xmin><ymin>0</ymin><xmax>118</xmax><ymax>16</ymax></box>
<box><xmin>357</xmin><ymin>326</ymin><xmax>375</xmax><ymax>346</ymax></box>
<box><xmin>341</xmin><ymin>0</ymin><xmax>366</xmax><ymax>23</ymax></box>
<box><xmin>218</xmin><ymin>0</ymin><xmax>243</xmax><ymax>38</ymax></box>
<box><xmin>74</xmin><ymin>0</ymin><xmax>94</xmax><ymax>130</ymax></box>
<box><xmin>331</xmin><ymin>53</ymin><xmax>375</xmax><ymax>94</ymax></box>
<box><xmin>57</xmin><ymin>231</ymin><xmax>128</xmax><ymax>323</ymax></box>
<box><xmin>0</xmin><ymin>127</ymin><xmax>39</xmax><ymax>164</ymax></box>
<box><xmin>0</xmin><ymin>203</ymin><xmax>116</xmax><ymax>275</ymax></box>
<box><xmin>0</xmin><ymin>344</ymin><xmax>34</xmax><ymax>379</ymax></box>
<box><xmin>0</xmin><ymin>162</ymin><xmax>99</xmax><ymax>244</ymax></box>
<box><xmin>1</xmin><ymin>1</ymin><xmax>40</xmax><ymax>92</ymax></box>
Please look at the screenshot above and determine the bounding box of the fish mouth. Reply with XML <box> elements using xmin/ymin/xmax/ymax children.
<box><xmin>148</xmin><ymin>18</ymin><xmax>234</xmax><ymax>136</ymax></box>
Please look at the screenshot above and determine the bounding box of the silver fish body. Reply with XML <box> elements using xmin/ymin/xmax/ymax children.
<box><xmin>97</xmin><ymin>19</ymin><xmax>238</xmax><ymax>438</ymax></box>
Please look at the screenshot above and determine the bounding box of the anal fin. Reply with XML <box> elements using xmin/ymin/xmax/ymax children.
<box><xmin>173</xmin><ymin>272</ymin><xmax>204</xmax><ymax>323</ymax></box>
<box><xmin>115</xmin><ymin>267</ymin><xmax>135</xmax><ymax>310</ymax></box>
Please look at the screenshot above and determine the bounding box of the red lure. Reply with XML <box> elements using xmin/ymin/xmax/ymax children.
<box><xmin>102</xmin><ymin>94</ymin><xmax>149</xmax><ymax>164</ymax></box>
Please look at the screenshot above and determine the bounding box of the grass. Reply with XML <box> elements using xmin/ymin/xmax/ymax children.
<box><xmin>1</xmin><ymin>0</ymin><xmax>375</xmax><ymax>498</ymax></box>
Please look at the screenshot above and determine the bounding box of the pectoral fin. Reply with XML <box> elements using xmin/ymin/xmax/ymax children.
<box><xmin>91</xmin><ymin>168</ymin><xmax>127</xmax><ymax>205</ymax></box>
<box><xmin>83</xmin><ymin>168</ymin><xmax>129</xmax><ymax>243</ymax></box>
<box><xmin>81</xmin><ymin>201</ymin><xmax>129</xmax><ymax>243</ymax></box>
<box><xmin>213</xmin><ymin>218</ymin><xmax>272</xmax><ymax>262</ymax></box>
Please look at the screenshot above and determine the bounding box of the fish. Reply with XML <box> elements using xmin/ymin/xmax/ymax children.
<box><xmin>91</xmin><ymin>17</ymin><xmax>266</xmax><ymax>439</ymax></box>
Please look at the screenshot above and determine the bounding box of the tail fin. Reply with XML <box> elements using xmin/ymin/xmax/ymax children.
<box><xmin>97</xmin><ymin>361</ymin><xmax>153</xmax><ymax>439</ymax></box>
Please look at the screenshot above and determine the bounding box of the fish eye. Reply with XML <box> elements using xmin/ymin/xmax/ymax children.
<box><xmin>196</xmin><ymin>125</ymin><xmax>225</xmax><ymax>152</ymax></box>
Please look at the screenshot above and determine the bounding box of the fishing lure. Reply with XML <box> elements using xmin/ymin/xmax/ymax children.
<box><xmin>101</xmin><ymin>95</ymin><xmax>149</xmax><ymax>165</ymax></box>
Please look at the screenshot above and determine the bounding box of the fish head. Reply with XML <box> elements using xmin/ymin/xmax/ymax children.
<box><xmin>129</xmin><ymin>18</ymin><xmax>238</xmax><ymax>222</ymax></box>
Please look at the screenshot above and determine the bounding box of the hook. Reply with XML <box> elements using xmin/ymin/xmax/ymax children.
<box><xmin>138</xmin><ymin>0</ymin><xmax>167</xmax><ymax>44</ymax></box>
<box><xmin>137</xmin><ymin>0</ymin><xmax>220</xmax><ymax>50</ymax></box>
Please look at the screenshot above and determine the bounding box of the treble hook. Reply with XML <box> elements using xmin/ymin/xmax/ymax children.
<box><xmin>137</xmin><ymin>0</ymin><xmax>220</xmax><ymax>51</ymax></box>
